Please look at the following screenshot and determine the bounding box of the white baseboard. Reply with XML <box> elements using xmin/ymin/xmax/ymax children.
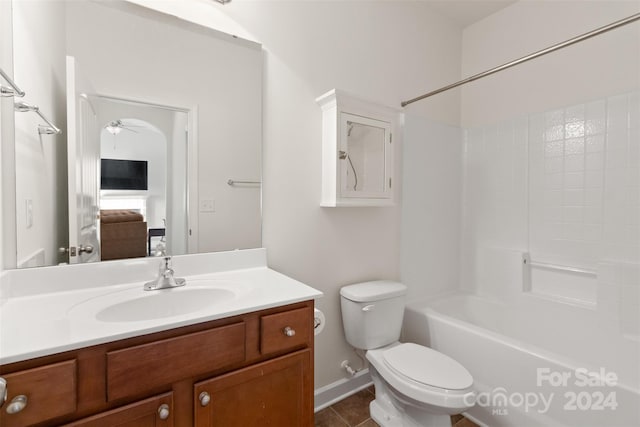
<box><xmin>463</xmin><ymin>411</ymin><xmax>488</xmax><ymax>427</ymax></box>
<box><xmin>314</xmin><ymin>368</ymin><xmax>373</xmax><ymax>413</ymax></box>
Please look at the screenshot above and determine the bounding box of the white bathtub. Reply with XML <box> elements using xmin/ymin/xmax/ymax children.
<box><xmin>403</xmin><ymin>293</ymin><xmax>640</xmax><ymax>427</ymax></box>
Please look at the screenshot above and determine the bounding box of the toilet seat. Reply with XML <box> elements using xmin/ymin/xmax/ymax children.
<box><xmin>366</xmin><ymin>343</ymin><xmax>475</xmax><ymax>413</ymax></box>
<box><xmin>382</xmin><ymin>343</ymin><xmax>473</xmax><ymax>390</ymax></box>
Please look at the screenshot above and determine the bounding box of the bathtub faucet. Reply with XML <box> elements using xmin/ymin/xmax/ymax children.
<box><xmin>144</xmin><ymin>256</ymin><xmax>186</xmax><ymax>291</ymax></box>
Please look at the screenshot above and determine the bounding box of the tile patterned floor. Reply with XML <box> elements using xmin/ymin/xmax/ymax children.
<box><xmin>314</xmin><ymin>387</ymin><xmax>378</xmax><ymax>427</ymax></box>
<box><xmin>450</xmin><ymin>414</ymin><xmax>480</xmax><ymax>427</ymax></box>
<box><xmin>314</xmin><ymin>387</ymin><xmax>479</xmax><ymax>427</ymax></box>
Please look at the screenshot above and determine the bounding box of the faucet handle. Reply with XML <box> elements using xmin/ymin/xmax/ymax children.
<box><xmin>165</xmin><ymin>257</ymin><xmax>175</xmax><ymax>274</ymax></box>
<box><xmin>145</xmin><ymin>255</ymin><xmax>185</xmax><ymax>290</ymax></box>
<box><xmin>160</xmin><ymin>257</ymin><xmax>173</xmax><ymax>275</ymax></box>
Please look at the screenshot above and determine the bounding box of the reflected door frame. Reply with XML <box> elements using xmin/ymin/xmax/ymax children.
<box><xmin>87</xmin><ymin>94</ymin><xmax>198</xmax><ymax>261</ymax></box>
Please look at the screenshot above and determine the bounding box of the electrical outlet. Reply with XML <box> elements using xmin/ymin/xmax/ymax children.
<box><xmin>200</xmin><ymin>199</ymin><xmax>215</xmax><ymax>213</ymax></box>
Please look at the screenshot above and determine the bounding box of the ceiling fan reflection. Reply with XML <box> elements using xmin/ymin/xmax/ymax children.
<box><xmin>104</xmin><ymin>119</ymin><xmax>143</xmax><ymax>135</ymax></box>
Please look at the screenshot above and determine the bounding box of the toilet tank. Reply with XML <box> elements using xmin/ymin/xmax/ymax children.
<box><xmin>340</xmin><ymin>281</ymin><xmax>407</xmax><ymax>350</ymax></box>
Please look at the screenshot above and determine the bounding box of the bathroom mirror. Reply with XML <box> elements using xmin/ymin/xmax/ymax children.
<box><xmin>7</xmin><ymin>0</ymin><xmax>262</xmax><ymax>268</ymax></box>
<box><xmin>341</xmin><ymin>114</ymin><xmax>390</xmax><ymax>197</ymax></box>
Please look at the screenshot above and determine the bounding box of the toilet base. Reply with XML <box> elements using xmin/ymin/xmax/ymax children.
<box><xmin>369</xmin><ymin>370</ymin><xmax>453</xmax><ymax>427</ymax></box>
<box><xmin>371</xmin><ymin>399</ymin><xmax>404</xmax><ymax>427</ymax></box>
<box><xmin>371</xmin><ymin>398</ymin><xmax>452</xmax><ymax>427</ymax></box>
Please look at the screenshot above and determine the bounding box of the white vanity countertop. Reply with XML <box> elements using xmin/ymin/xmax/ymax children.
<box><xmin>0</xmin><ymin>249</ymin><xmax>322</xmax><ymax>365</ymax></box>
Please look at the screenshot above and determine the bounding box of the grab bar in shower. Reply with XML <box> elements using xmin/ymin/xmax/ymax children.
<box><xmin>522</xmin><ymin>253</ymin><xmax>596</xmax><ymax>276</ymax></box>
<box><xmin>0</xmin><ymin>68</ymin><xmax>25</xmax><ymax>98</ymax></box>
<box><xmin>14</xmin><ymin>101</ymin><xmax>62</xmax><ymax>135</ymax></box>
<box><xmin>227</xmin><ymin>179</ymin><xmax>261</xmax><ymax>186</ymax></box>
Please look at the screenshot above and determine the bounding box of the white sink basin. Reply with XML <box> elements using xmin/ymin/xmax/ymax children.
<box><xmin>68</xmin><ymin>279</ymin><xmax>251</xmax><ymax>323</ymax></box>
<box><xmin>96</xmin><ymin>288</ymin><xmax>236</xmax><ymax>322</ymax></box>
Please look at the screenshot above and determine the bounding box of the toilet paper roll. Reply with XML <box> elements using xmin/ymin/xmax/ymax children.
<box><xmin>313</xmin><ymin>308</ymin><xmax>326</xmax><ymax>336</ymax></box>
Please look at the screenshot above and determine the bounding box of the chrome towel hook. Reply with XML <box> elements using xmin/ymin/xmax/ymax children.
<box><xmin>0</xmin><ymin>68</ymin><xmax>25</xmax><ymax>98</ymax></box>
<box><xmin>14</xmin><ymin>101</ymin><xmax>62</xmax><ymax>135</ymax></box>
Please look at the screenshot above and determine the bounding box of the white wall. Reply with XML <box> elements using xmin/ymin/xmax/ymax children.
<box><xmin>401</xmin><ymin>115</ymin><xmax>462</xmax><ymax>301</ymax></box>
<box><xmin>460</xmin><ymin>117</ymin><xmax>528</xmax><ymax>295</ymax></box>
<box><xmin>208</xmin><ymin>1</ymin><xmax>462</xmax><ymax>388</ymax></box>
<box><xmin>461</xmin><ymin>1</ymin><xmax>640</xmax><ymax>128</ymax></box>
<box><xmin>130</xmin><ymin>0</ymin><xmax>465</xmax><ymax>388</ymax></box>
<box><xmin>12</xmin><ymin>1</ymin><xmax>68</xmax><ymax>268</ymax></box>
<box><xmin>169</xmin><ymin>112</ymin><xmax>189</xmax><ymax>255</ymax></box>
<box><xmin>0</xmin><ymin>0</ymin><xmax>14</xmax><ymax>271</ymax></box>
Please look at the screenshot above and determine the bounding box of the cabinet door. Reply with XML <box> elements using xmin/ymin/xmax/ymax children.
<box><xmin>64</xmin><ymin>392</ymin><xmax>173</xmax><ymax>427</ymax></box>
<box><xmin>194</xmin><ymin>350</ymin><xmax>312</xmax><ymax>427</ymax></box>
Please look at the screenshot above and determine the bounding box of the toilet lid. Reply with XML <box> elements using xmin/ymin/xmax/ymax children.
<box><xmin>382</xmin><ymin>343</ymin><xmax>473</xmax><ymax>390</ymax></box>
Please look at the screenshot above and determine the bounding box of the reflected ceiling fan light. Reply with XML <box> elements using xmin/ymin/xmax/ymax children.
<box><xmin>104</xmin><ymin>119</ymin><xmax>141</xmax><ymax>134</ymax></box>
<box><xmin>106</xmin><ymin>124</ymin><xmax>122</xmax><ymax>135</ymax></box>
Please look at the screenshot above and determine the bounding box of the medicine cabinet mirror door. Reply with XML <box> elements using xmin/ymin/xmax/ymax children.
<box><xmin>339</xmin><ymin>113</ymin><xmax>392</xmax><ymax>201</ymax></box>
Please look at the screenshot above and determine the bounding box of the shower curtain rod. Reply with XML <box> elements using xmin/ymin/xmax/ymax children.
<box><xmin>401</xmin><ymin>12</ymin><xmax>640</xmax><ymax>107</ymax></box>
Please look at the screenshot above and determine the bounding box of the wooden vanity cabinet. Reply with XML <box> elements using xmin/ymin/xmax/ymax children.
<box><xmin>0</xmin><ymin>301</ymin><xmax>314</xmax><ymax>427</ymax></box>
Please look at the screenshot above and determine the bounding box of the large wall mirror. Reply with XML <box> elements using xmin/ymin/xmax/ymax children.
<box><xmin>6</xmin><ymin>0</ymin><xmax>262</xmax><ymax>269</ymax></box>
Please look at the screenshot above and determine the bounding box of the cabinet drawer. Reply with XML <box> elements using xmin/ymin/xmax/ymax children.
<box><xmin>107</xmin><ymin>322</ymin><xmax>245</xmax><ymax>401</ymax></box>
<box><xmin>260</xmin><ymin>307</ymin><xmax>311</xmax><ymax>355</ymax></box>
<box><xmin>0</xmin><ymin>359</ymin><xmax>77</xmax><ymax>427</ymax></box>
<box><xmin>65</xmin><ymin>392</ymin><xmax>173</xmax><ymax>427</ymax></box>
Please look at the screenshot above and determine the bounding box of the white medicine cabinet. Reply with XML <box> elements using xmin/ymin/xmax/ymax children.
<box><xmin>316</xmin><ymin>89</ymin><xmax>399</xmax><ymax>207</ymax></box>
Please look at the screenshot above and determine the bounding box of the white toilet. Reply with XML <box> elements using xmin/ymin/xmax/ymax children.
<box><xmin>340</xmin><ymin>280</ymin><xmax>475</xmax><ymax>427</ymax></box>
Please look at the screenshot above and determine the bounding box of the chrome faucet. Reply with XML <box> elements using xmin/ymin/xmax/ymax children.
<box><xmin>144</xmin><ymin>256</ymin><xmax>186</xmax><ymax>291</ymax></box>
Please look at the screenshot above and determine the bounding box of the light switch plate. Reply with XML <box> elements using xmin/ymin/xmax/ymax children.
<box><xmin>200</xmin><ymin>199</ymin><xmax>215</xmax><ymax>213</ymax></box>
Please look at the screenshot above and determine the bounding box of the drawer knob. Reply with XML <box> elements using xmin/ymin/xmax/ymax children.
<box><xmin>199</xmin><ymin>391</ymin><xmax>211</xmax><ymax>407</ymax></box>
<box><xmin>0</xmin><ymin>378</ymin><xmax>6</xmax><ymax>407</ymax></box>
<box><xmin>283</xmin><ymin>326</ymin><xmax>296</xmax><ymax>337</ymax></box>
<box><xmin>6</xmin><ymin>395</ymin><xmax>27</xmax><ymax>414</ymax></box>
<box><xmin>157</xmin><ymin>403</ymin><xmax>170</xmax><ymax>420</ymax></box>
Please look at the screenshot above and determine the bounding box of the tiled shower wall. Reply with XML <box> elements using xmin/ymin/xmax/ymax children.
<box><xmin>529</xmin><ymin>92</ymin><xmax>639</xmax><ymax>267</ymax></box>
<box><xmin>461</xmin><ymin>91</ymin><xmax>639</xmax><ymax>304</ymax></box>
